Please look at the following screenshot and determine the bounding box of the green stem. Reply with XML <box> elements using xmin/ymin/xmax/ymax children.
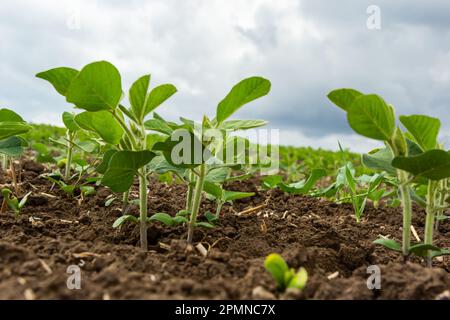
<box><xmin>122</xmin><ymin>189</ymin><xmax>129</xmax><ymax>205</ymax></box>
<box><xmin>397</xmin><ymin>170</ymin><xmax>412</xmax><ymax>257</ymax></box>
<box><xmin>424</xmin><ymin>180</ymin><xmax>438</xmax><ymax>265</ymax></box>
<box><xmin>186</xmin><ymin>171</ymin><xmax>194</xmax><ymax>211</ymax></box>
<box><xmin>187</xmin><ymin>164</ymin><xmax>206</xmax><ymax>244</ymax></box>
<box><xmin>435</xmin><ymin>179</ymin><xmax>447</xmax><ymax>233</ymax></box>
<box><xmin>2</xmin><ymin>154</ymin><xmax>8</xmax><ymax>171</ymax></box>
<box><xmin>111</xmin><ymin>111</ymin><xmax>138</xmax><ymax>150</ymax></box>
<box><xmin>215</xmin><ymin>201</ymin><xmax>224</xmax><ymax>218</ymax></box>
<box><xmin>139</xmin><ymin>167</ymin><xmax>148</xmax><ymax>251</ymax></box>
<box><xmin>64</xmin><ymin>131</ymin><xmax>74</xmax><ymax>181</ymax></box>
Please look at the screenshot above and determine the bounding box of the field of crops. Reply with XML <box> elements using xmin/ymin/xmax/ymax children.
<box><xmin>0</xmin><ymin>61</ymin><xmax>448</xmax><ymax>301</ymax></box>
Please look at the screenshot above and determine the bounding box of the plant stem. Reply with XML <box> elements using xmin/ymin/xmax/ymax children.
<box><xmin>215</xmin><ymin>201</ymin><xmax>224</xmax><ymax>218</ymax></box>
<box><xmin>1</xmin><ymin>154</ymin><xmax>8</xmax><ymax>171</ymax></box>
<box><xmin>111</xmin><ymin>111</ymin><xmax>138</xmax><ymax>150</ymax></box>
<box><xmin>139</xmin><ymin>167</ymin><xmax>148</xmax><ymax>251</ymax></box>
<box><xmin>122</xmin><ymin>189</ymin><xmax>129</xmax><ymax>205</ymax></box>
<box><xmin>397</xmin><ymin>170</ymin><xmax>412</xmax><ymax>257</ymax></box>
<box><xmin>64</xmin><ymin>131</ymin><xmax>74</xmax><ymax>181</ymax></box>
<box><xmin>434</xmin><ymin>179</ymin><xmax>447</xmax><ymax>233</ymax></box>
<box><xmin>187</xmin><ymin>164</ymin><xmax>206</xmax><ymax>244</ymax></box>
<box><xmin>186</xmin><ymin>170</ymin><xmax>194</xmax><ymax>211</ymax></box>
<box><xmin>424</xmin><ymin>180</ymin><xmax>438</xmax><ymax>266</ymax></box>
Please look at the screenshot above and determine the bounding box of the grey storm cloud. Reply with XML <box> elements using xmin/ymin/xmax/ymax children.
<box><xmin>0</xmin><ymin>0</ymin><xmax>448</xmax><ymax>151</ymax></box>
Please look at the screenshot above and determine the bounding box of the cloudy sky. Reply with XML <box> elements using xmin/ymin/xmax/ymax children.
<box><xmin>1</xmin><ymin>0</ymin><xmax>449</xmax><ymax>152</ymax></box>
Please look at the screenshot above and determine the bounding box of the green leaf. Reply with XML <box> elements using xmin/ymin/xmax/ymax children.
<box><xmin>173</xmin><ymin>216</ymin><xmax>189</xmax><ymax>224</ymax></box>
<box><xmin>74</xmin><ymin>111</ymin><xmax>124</xmax><ymax>144</ymax></box>
<box><xmin>373</xmin><ymin>238</ymin><xmax>402</xmax><ymax>252</ymax></box>
<box><xmin>145</xmin><ymin>84</ymin><xmax>177</xmax><ymax>116</ymax></box>
<box><xmin>129</xmin><ymin>75</ymin><xmax>150</xmax><ymax>122</ymax></box>
<box><xmin>327</xmin><ymin>88</ymin><xmax>363</xmax><ymax>111</ymax></box>
<box><xmin>194</xmin><ymin>222</ymin><xmax>215</xmax><ymax>229</ymax></box>
<box><xmin>223</xmin><ymin>190</ymin><xmax>254</xmax><ymax>202</ymax></box>
<box><xmin>345</xmin><ymin>165</ymin><xmax>357</xmax><ymax>194</ymax></box>
<box><xmin>0</xmin><ymin>122</ymin><xmax>32</xmax><ymax>140</ymax></box>
<box><xmin>66</xmin><ymin>61</ymin><xmax>122</xmax><ymax>111</ymax></box>
<box><xmin>216</xmin><ymin>77</ymin><xmax>271</xmax><ymax>124</ymax></box>
<box><xmin>409</xmin><ymin>243</ymin><xmax>441</xmax><ymax>258</ymax></box>
<box><xmin>264</xmin><ymin>253</ymin><xmax>289</xmax><ymax>290</ymax></box>
<box><xmin>102</xmin><ymin>150</ymin><xmax>156</xmax><ymax>192</ymax></box>
<box><xmin>392</xmin><ymin>150</ymin><xmax>450</xmax><ymax>180</ymax></box>
<box><xmin>347</xmin><ymin>94</ymin><xmax>395</xmax><ymax>141</ymax></box>
<box><xmin>80</xmin><ymin>186</ymin><xmax>96</xmax><ymax>196</ymax></box>
<box><xmin>262</xmin><ymin>175</ymin><xmax>283</xmax><ymax>189</ymax></box>
<box><xmin>36</xmin><ymin>67</ymin><xmax>79</xmax><ymax>96</ymax></box>
<box><xmin>0</xmin><ymin>136</ymin><xmax>24</xmax><ymax>157</ymax></box>
<box><xmin>148</xmin><ymin>155</ymin><xmax>186</xmax><ymax>176</ymax></box>
<box><xmin>96</xmin><ymin>150</ymin><xmax>118</xmax><ymax>174</ymax></box>
<box><xmin>399</xmin><ymin>115</ymin><xmax>440</xmax><ymax>151</ymax></box>
<box><xmin>203</xmin><ymin>181</ymin><xmax>223</xmax><ymax>199</ymax></box>
<box><xmin>0</xmin><ymin>108</ymin><xmax>25</xmax><ymax>122</ymax></box>
<box><xmin>113</xmin><ymin>215</ymin><xmax>139</xmax><ymax>228</ymax></box>
<box><xmin>205</xmin><ymin>167</ymin><xmax>230</xmax><ymax>183</ymax></box>
<box><xmin>279</xmin><ymin>169</ymin><xmax>327</xmax><ymax>194</ymax></box>
<box><xmin>149</xmin><ymin>212</ymin><xmax>174</xmax><ymax>226</ymax></box>
<box><xmin>287</xmin><ymin>267</ymin><xmax>308</xmax><ymax>290</ymax></box>
<box><xmin>62</xmin><ymin>112</ymin><xmax>79</xmax><ymax>132</ymax></box>
<box><xmin>204</xmin><ymin>211</ymin><xmax>218</xmax><ymax>223</ymax></box>
<box><xmin>144</xmin><ymin>118</ymin><xmax>173</xmax><ymax>135</ymax></box>
<box><xmin>218</xmin><ymin>120</ymin><xmax>268</xmax><ymax>131</ymax></box>
<box><xmin>362</xmin><ymin>148</ymin><xmax>395</xmax><ymax>174</ymax></box>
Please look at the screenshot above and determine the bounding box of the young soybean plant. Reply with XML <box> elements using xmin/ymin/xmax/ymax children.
<box><xmin>264</xmin><ymin>253</ymin><xmax>308</xmax><ymax>292</ymax></box>
<box><xmin>37</xmin><ymin>61</ymin><xmax>176</xmax><ymax>251</ymax></box>
<box><xmin>153</xmin><ymin>77</ymin><xmax>271</xmax><ymax>244</ymax></box>
<box><xmin>327</xmin><ymin>89</ymin><xmax>414</xmax><ymax>257</ymax></box>
<box><xmin>389</xmin><ymin>115</ymin><xmax>450</xmax><ymax>264</ymax></box>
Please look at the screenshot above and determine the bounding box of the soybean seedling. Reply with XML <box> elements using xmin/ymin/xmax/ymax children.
<box><xmin>37</xmin><ymin>61</ymin><xmax>177</xmax><ymax>251</ymax></box>
<box><xmin>327</xmin><ymin>89</ymin><xmax>414</xmax><ymax>257</ymax></box>
<box><xmin>152</xmin><ymin>77</ymin><xmax>271</xmax><ymax>244</ymax></box>
<box><xmin>1</xmin><ymin>188</ymin><xmax>32</xmax><ymax>218</ymax></box>
<box><xmin>264</xmin><ymin>253</ymin><xmax>308</xmax><ymax>292</ymax></box>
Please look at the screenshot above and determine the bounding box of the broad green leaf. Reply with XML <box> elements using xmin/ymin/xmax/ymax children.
<box><xmin>392</xmin><ymin>150</ymin><xmax>450</xmax><ymax>180</ymax></box>
<box><xmin>264</xmin><ymin>253</ymin><xmax>289</xmax><ymax>289</ymax></box>
<box><xmin>262</xmin><ymin>175</ymin><xmax>283</xmax><ymax>189</ymax></box>
<box><xmin>203</xmin><ymin>181</ymin><xmax>223</xmax><ymax>199</ymax></box>
<box><xmin>218</xmin><ymin>119</ymin><xmax>268</xmax><ymax>131</ymax></box>
<box><xmin>0</xmin><ymin>122</ymin><xmax>32</xmax><ymax>140</ymax></box>
<box><xmin>399</xmin><ymin>115</ymin><xmax>440</xmax><ymax>151</ymax></box>
<box><xmin>279</xmin><ymin>168</ymin><xmax>327</xmax><ymax>194</ymax></box>
<box><xmin>327</xmin><ymin>88</ymin><xmax>363</xmax><ymax>111</ymax></box>
<box><xmin>144</xmin><ymin>84</ymin><xmax>177</xmax><ymax>116</ymax></box>
<box><xmin>216</xmin><ymin>77</ymin><xmax>271</xmax><ymax>124</ymax></box>
<box><xmin>113</xmin><ymin>215</ymin><xmax>139</xmax><ymax>228</ymax></box>
<box><xmin>430</xmin><ymin>248</ymin><xmax>450</xmax><ymax>259</ymax></box>
<box><xmin>288</xmin><ymin>267</ymin><xmax>308</xmax><ymax>290</ymax></box>
<box><xmin>0</xmin><ymin>136</ymin><xmax>24</xmax><ymax>157</ymax></box>
<box><xmin>149</xmin><ymin>212</ymin><xmax>174</xmax><ymax>226</ymax></box>
<box><xmin>409</xmin><ymin>243</ymin><xmax>441</xmax><ymax>258</ymax></box>
<box><xmin>62</xmin><ymin>112</ymin><xmax>79</xmax><ymax>132</ymax></box>
<box><xmin>152</xmin><ymin>129</ymin><xmax>211</xmax><ymax>169</ymax></box>
<box><xmin>129</xmin><ymin>75</ymin><xmax>150</xmax><ymax>122</ymax></box>
<box><xmin>96</xmin><ymin>150</ymin><xmax>118</xmax><ymax>174</ymax></box>
<box><xmin>102</xmin><ymin>150</ymin><xmax>156</xmax><ymax>192</ymax></box>
<box><xmin>0</xmin><ymin>108</ymin><xmax>25</xmax><ymax>122</ymax></box>
<box><xmin>223</xmin><ymin>190</ymin><xmax>254</xmax><ymax>202</ymax></box>
<box><xmin>205</xmin><ymin>167</ymin><xmax>230</xmax><ymax>183</ymax></box>
<box><xmin>173</xmin><ymin>216</ymin><xmax>189</xmax><ymax>224</ymax></box>
<box><xmin>362</xmin><ymin>148</ymin><xmax>395</xmax><ymax>174</ymax></box>
<box><xmin>36</xmin><ymin>67</ymin><xmax>79</xmax><ymax>96</ymax></box>
<box><xmin>74</xmin><ymin>111</ymin><xmax>124</xmax><ymax>145</ymax></box>
<box><xmin>148</xmin><ymin>155</ymin><xmax>186</xmax><ymax>176</ymax></box>
<box><xmin>144</xmin><ymin>118</ymin><xmax>173</xmax><ymax>135</ymax></box>
<box><xmin>347</xmin><ymin>94</ymin><xmax>395</xmax><ymax>141</ymax></box>
<box><xmin>373</xmin><ymin>238</ymin><xmax>402</xmax><ymax>252</ymax></box>
<box><xmin>66</xmin><ymin>61</ymin><xmax>122</xmax><ymax>111</ymax></box>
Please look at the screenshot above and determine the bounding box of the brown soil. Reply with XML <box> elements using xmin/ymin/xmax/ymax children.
<box><xmin>0</xmin><ymin>160</ymin><xmax>449</xmax><ymax>300</ymax></box>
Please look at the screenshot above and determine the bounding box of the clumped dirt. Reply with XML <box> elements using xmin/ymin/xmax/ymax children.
<box><xmin>0</xmin><ymin>160</ymin><xmax>448</xmax><ymax>300</ymax></box>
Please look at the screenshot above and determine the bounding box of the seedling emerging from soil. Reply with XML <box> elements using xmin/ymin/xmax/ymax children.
<box><xmin>37</xmin><ymin>61</ymin><xmax>176</xmax><ymax>251</ymax></box>
<box><xmin>389</xmin><ymin>115</ymin><xmax>450</xmax><ymax>264</ymax></box>
<box><xmin>153</xmin><ymin>77</ymin><xmax>271</xmax><ymax>244</ymax></box>
<box><xmin>264</xmin><ymin>253</ymin><xmax>308</xmax><ymax>291</ymax></box>
<box><xmin>1</xmin><ymin>188</ymin><xmax>31</xmax><ymax>218</ymax></box>
<box><xmin>327</xmin><ymin>89</ymin><xmax>413</xmax><ymax>256</ymax></box>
